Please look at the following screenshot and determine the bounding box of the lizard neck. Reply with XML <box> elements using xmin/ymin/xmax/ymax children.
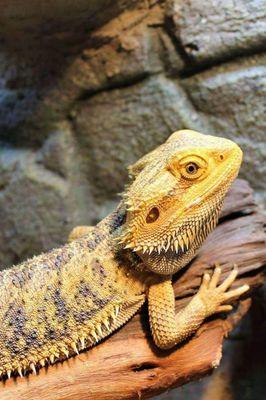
<box><xmin>103</xmin><ymin>204</ymin><xmax>164</xmax><ymax>286</ymax></box>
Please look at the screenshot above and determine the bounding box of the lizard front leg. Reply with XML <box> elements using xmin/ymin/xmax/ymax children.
<box><xmin>148</xmin><ymin>266</ymin><xmax>249</xmax><ymax>349</ymax></box>
<box><xmin>68</xmin><ymin>226</ymin><xmax>94</xmax><ymax>242</ymax></box>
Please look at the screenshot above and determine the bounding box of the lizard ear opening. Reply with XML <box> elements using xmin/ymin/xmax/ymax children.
<box><xmin>146</xmin><ymin>207</ymin><xmax>160</xmax><ymax>223</ymax></box>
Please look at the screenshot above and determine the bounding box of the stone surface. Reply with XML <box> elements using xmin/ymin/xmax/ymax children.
<box><xmin>0</xmin><ymin>145</ymin><xmax>70</xmax><ymax>267</ymax></box>
<box><xmin>0</xmin><ymin>0</ymin><xmax>139</xmax><ymax>38</ymax></box>
<box><xmin>166</xmin><ymin>0</ymin><xmax>266</xmax><ymax>64</ymax></box>
<box><xmin>0</xmin><ymin>124</ymin><xmax>94</xmax><ymax>267</ymax></box>
<box><xmin>74</xmin><ymin>74</ymin><xmax>211</xmax><ymax>197</ymax></box>
<box><xmin>182</xmin><ymin>54</ymin><xmax>266</xmax><ymax>200</ymax></box>
<box><xmin>0</xmin><ymin>0</ymin><xmax>265</xmax><ymax>267</ymax></box>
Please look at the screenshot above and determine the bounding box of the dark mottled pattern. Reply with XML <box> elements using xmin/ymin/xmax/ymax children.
<box><xmin>108</xmin><ymin>207</ymin><xmax>127</xmax><ymax>234</ymax></box>
<box><xmin>83</xmin><ymin>229</ymin><xmax>105</xmax><ymax>251</ymax></box>
<box><xmin>25</xmin><ymin>329</ymin><xmax>40</xmax><ymax>347</ymax></box>
<box><xmin>91</xmin><ymin>258</ymin><xmax>108</xmax><ymax>286</ymax></box>
<box><xmin>72</xmin><ymin>278</ymin><xmax>112</xmax><ymax>325</ymax></box>
<box><xmin>5</xmin><ymin>336</ymin><xmax>24</xmax><ymax>358</ymax></box>
<box><xmin>44</xmin><ymin>328</ymin><xmax>59</xmax><ymax>341</ymax></box>
<box><xmin>3</xmin><ymin>304</ymin><xmax>36</xmax><ymax>360</ymax></box>
<box><xmin>4</xmin><ymin>303</ymin><xmax>27</xmax><ymax>338</ymax></box>
<box><xmin>52</xmin><ymin>287</ymin><xmax>70</xmax><ymax>321</ymax></box>
<box><xmin>73</xmin><ymin>309</ymin><xmax>95</xmax><ymax>324</ymax></box>
<box><xmin>0</xmin><ymin>206</ymin><xmax>140</xmax><ymax>375</ymax></box>
<box><xmin>78</xmin><ymin>281</ymin><xmax>97</xmax><ymax>298</ymax></box>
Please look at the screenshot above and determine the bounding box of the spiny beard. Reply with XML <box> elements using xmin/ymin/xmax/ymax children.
<box><xmin>120</xmin><ymin>194</ymin><xmax>223</xmax><ymax>258</ymax></box>
<box><xmin>137</xmin><ymin>201</ymin><xmax>224</xmax><ymax>276</ymax></box>
<box><xmin>145</xmin><ymin>202</ymin><xmax>221</xmax><ymax>257</ymax></box>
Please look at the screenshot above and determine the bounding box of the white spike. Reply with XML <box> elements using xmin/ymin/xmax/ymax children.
<box><xmin>80</xmin><ymin>337</ymin><xmax>85</xmax><ymax>349</ymax></box>
<box><xmin>110</xmin><ymin>311</ymin><xmax>116</xmax><ymax>321</ymax></box>
<box><xmin>96</xmin><ymin>325</ymin><xmax>103</xmax><ymax>336</ymax></box>
<box><xmin>178</xmin><ymin>236</ymin><xmax>185</xmax><ymax>252</ymax></box>
<box><xmin>62</xmin><ymin>349</ymin><xmax>69</xmax><ymax>358</ymax></box>
<box><xmin>103</xmin><ymin>319</ymin><xmax>110</xmax><ymax>330</ymax></box>
<box><xmin>165</xmin><ymin>239</ymin><xmax>171</xmax><ymax>252</ymax></box>
<box><xmin>183</xmin><ymin>234</ymin><xmax>189</xmax><ymax>250</ymax></box>
<box><xmin>134</xmin><ymin>246</ymin><xmax>142</xmax><ymax>252</ymax></box>
<box><xmin>149</xmin><ymin>246</ymin><xmax>154</xmax><ymax>255</ymax></box>
<box><xmin>18</xmin><ymin>368</ymin><xmax>23</xmax><ymax>378</ymax></box>
<box><xmin>142</xmin><ymin>246</ymin><xmax>148</xmax><ymax>253</ymax></box>
<box><xmin>91</xmin><ymin>330</ymin><xmax>98</xmax><ymax>341</ymax></box>
<box><xmin>30</xmin><ymin>363</ymin><xmax>37</xmax><ymax>375</ymax></box>
<box><xmin>124</xmin><ymin>243</ymin><xmax>134</xmax><ymax>249</ymax></box>
<box><xmin>71</xmin><ymin>343</ymin><xmax>79</xmax><ymax>354</ymax></box>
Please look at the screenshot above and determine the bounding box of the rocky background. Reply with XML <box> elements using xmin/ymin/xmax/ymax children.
<box><xmin>0</xmin><ymin>0</ymin><xmax>265</xmax><ymax>268</ymax></box>
<box><xmin>0</xmin><ymin>1</ymin><xmax>265</xmax><ymax>398</ymax></box>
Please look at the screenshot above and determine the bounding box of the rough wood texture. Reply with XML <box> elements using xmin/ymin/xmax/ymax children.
<box><xmin>1</xmin><ymin>179</ymin><xmax>265</xmax><ymax>400</ymax></box>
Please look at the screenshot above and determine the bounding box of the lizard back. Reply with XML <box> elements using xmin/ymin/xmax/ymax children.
<box><xmin>0</xmin><ymin>209</ymin><xmax>146</xmax><ymax>378</ymax></box>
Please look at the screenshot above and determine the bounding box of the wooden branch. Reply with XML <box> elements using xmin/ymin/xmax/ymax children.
<box><xmin>1</xmin><ymin>179</ymin><xmax>265</xmax><ymax>400</ymax></box>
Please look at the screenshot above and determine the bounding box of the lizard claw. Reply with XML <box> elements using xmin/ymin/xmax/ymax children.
<box><xmin>198</xmin><ymin>265</ymin><xmax>249</xmax><ymax>317</ymax></box>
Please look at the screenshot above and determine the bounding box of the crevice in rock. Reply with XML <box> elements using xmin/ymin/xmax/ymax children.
<box><xmin>179</xmin><ymin>45</ymin><xmax>266</xmax><ymax>78</ymax></box>
<box><xmin>163</xmin><ymin>16</ymin><xmax>194</xmax><ymax>68</ymax></box>
<box><xmin>73</xmin><ymin>70</ymin><xmax>159</xmax><ymax>104</ymax></box>
<box><xmin>163</xmin><ymin>14</ymin><xmax>265</xmax><ymax>79</ymax></box>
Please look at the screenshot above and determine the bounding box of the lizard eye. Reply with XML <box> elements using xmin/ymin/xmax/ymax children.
<box><xmin>180</xmin><ymin>160</ymin><xmax>205</xmax><ymax>180</ymax></box>
<box><xmin>146</xmin><ymin>207</ymin><xmax>159</xmax><ymax>223</ymax></box>
<box><xmin>185</xmin><ymin>162</ymin><xmax>199</xmax><ymax>175</ymax></box>
<box><xmin>168</xmin><ymin>155</ymin><xmax>207</xmax><ymax>180</ymax></box>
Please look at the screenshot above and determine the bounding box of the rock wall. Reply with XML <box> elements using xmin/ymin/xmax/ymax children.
<box><xmin>0</xmin><ymin>0</ymin><xmax>265</xmax><ymax>267</ymax></box>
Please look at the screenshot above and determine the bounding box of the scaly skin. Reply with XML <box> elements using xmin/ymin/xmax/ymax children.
<box><xmin>0</xmin><ymin>130</ymin><xmax>249</xmax><ymax>379</ymax></box>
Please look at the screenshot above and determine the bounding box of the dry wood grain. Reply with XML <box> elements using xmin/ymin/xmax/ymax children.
<box><xmin>0</xmin><ymin>179</ymin><xmax>265</xmax><ymax>400</ymax></box>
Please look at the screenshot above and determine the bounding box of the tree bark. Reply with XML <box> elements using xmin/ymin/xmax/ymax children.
<box><xmin>0</xmin><ymin>179</ymin><xmax>265</xmax><ymax>400</ymax></box>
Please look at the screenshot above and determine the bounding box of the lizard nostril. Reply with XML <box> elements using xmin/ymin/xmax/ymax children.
<box><xmin>219</xmin><ymin>154</ymin><xmax>224</xmax><ymax>160</ymax></box>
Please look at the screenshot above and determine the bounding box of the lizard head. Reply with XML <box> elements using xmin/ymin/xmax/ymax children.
<box><xmin>120</xmin><ymin>129</ymin><xmax>243</xmax><ymax>275</ymax></box>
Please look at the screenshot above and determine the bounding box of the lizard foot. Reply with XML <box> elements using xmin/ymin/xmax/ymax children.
<box><xmin>197</xmin><ymin>265</ymin><xmax>249</xmax><ymax>316</ymax></box>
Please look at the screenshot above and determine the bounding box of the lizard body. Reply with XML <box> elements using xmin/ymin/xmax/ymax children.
<box><xmin>0</xmin><ymin>130</ymin><xmax>249</xmax><ymax>379</ymax></box>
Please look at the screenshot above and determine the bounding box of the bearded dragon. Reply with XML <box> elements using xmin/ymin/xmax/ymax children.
<box><xmin>0</xmin><ymin>130</ymin><xmax>249</xmax><ymax>379</ymax></box>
